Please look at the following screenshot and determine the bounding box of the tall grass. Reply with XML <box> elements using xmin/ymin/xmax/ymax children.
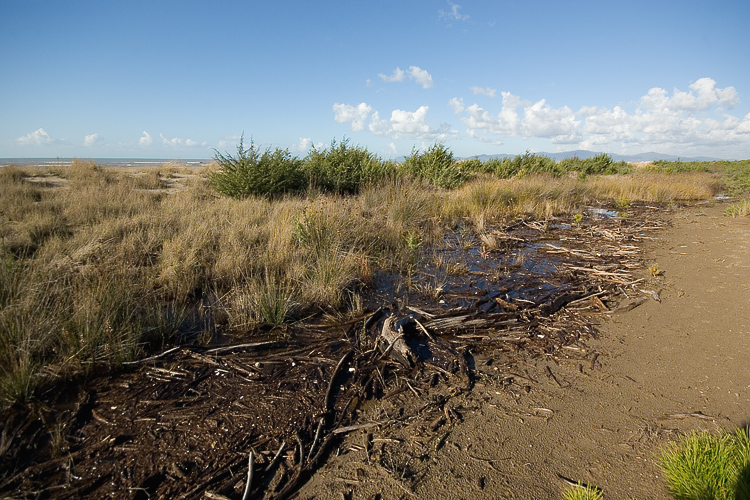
<box><xmin>0</xmin><ymin>151</ymin><xmax>724</xmax><ymax>405</ymax></box>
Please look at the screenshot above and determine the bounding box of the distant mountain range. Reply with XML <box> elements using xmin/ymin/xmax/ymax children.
<box><xmin>457</xmin><ymin>150</ymin><xmax>725</xmax><ymax>163</ymax></box>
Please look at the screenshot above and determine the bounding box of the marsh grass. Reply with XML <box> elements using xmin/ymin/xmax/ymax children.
<box><xmin>658</xmin><ymin>427</ymin><xmax>750</xmax><ymax>500</ymax></box>
<box><xmin>725</xmin><ymin>199</ymin><xmax>750</xmax><ymax>217</ymax></box>
<box><xmin>0</xmin><ymin>155</ymin><xmax>730</xmax><ymax>405</ymax></box>
<box><xmin>561</xmin><ymin>484</ymin><xmax>604</xmax><ymax>500</ymax></box>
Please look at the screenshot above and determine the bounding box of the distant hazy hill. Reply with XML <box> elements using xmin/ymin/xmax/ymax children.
<box><xmin>459</xmin><ymin>150</ymin><xmax>724</xmax><ymax>163</ymax></box>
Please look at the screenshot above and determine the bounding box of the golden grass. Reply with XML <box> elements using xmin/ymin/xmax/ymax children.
<box><xmin>0</xmin><ymin>163</ymin><xmax>722</xmax><ymax>404</ymax></box>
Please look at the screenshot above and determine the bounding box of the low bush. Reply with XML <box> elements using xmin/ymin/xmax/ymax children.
<box><xmin>560</xmin><ymin>154</ymin><xmax>633</xmax><ymax>178</ymax></box>
<box><xmin>647</xmin><ymin>159</ymin><xmax>713</xmax><ymax>174</ymax></box>
<box><xmin>400</xmin><ymin>143</ymin><xmax>472</xmax><ymax>188</ymax></box>
<box><xmin>209</xmin><ymin>137</ymin><xmax>305</xmax><ymax>199</ymax></box>
<box><xmin>304</xmin><ymin>138</ymin><xmax>392</xmax><ymax>194</ymax></box>
<box><xmin>722</xmin><ymin>159</ymin><xmax>750</xmax><ymax>195</ymax></box>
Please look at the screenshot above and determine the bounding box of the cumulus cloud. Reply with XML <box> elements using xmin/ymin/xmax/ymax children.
<box><xmin>470</xmin><ymin>86</ymin><xmax>497</xmax><ymax>98</ymax></box>
<box><xmin>185</xmin><ymin>139</ymin><xmax>208</xmax><ymax>147</ymax></box>
<box><xmin>334</xmin><ymin>102</ymin><xmax>456</xmax><ymax>141</ymax></box>
<box><xmin>160</xmin><ymin>134</ymin><xmax>206</xmax><ymax>148</ymax></box>
<box><xmin>161</xmin><ymin>134</ymin><xmax>183</xmax><ymax>147</ymax></box>
<box><xmin>84</xmin><ymin>133</ymin><xmax>99</xmax><ymax>146</ymax></box>
<box><xmin>293</xmin><ymin>137</ymin><xmax>325</xmax><ymax>152</ymax></box>
<box><xmin>17</xmin><ymin>128</ymin><xmax>52</xmax><ymax>146</ymax></box>
<box><xmin>451</xmin><ymin>78</ymin><xmax>750</xmax><ymax>155</ymax></box>
<box><xmin>333</xmin><ymin>102</ymin><xmax>373</xmax><ymax>132</ymax></box>
<box><xmin>377</xmin><ymin>66</ymin><xmax>434</xmax><ymax>89</ymax></box>
<box><xmin>439</xmin><ymin>2</ymin><xmax>469</xmax><ymax>21</ymax></box>
<box><xmin>408</xmin><ymin>66</ymin><xmax>434</xmax><ymax>89</ymax></box>
<box><xmin>139</xmin><ymin>131</ymin><xmax>153</xmax><ymax>147</ymax></box>
<box><xmin>378</xmin><ymin>67</ymin><xmax>405</xmax><ymax>83</ymax></box>
<box><xmin>448</xmin><ymin>97</ymin><xmax>465</xmax><ymax>114</ymax></box>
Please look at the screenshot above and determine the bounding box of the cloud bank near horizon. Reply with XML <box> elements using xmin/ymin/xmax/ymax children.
<box><xmin>334</xmin><ymin>77</ymin><xmax>750</xmax><ymax>156</ymax></box>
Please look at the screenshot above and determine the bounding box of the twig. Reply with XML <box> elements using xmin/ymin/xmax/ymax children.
<box><xmin>307</xmin><ymin>417</ymin><xmax>325</xmax><ymax>461</ymax></box>
<box><xmin>332</xmin><ymin>420</ymin><xmax>393</xmax><ymax>435</ymax></box>
<box><xmin>545</xmin><ymin>365</ymin><xmax>564</xmax><ymax>387</ymax></box>
<box><xmin>241</xmin><ymin>452</ymin><xmax>253</xmax><ymax>500</ymax></box>
<box><xmin>264</xmin><ymin>441</ymin><xmax>286</xmax><ymax>473</ymax></box>
<box><xmin>325</xmin><ymin>349</ymin><xmax>354</xmax><ymax>413</ymax></box>
<box><xmin>204</xmin><ymin>340</ymin><xmax>283</xmax><ymax>355</ymax></box>
<box><xmin>412</xmin><ymin>317</ymin><xmax>434</xmax><ymax>340</ymax></box>
<box><xmin>122</xmin><ymin>346</ymin><xmax>181</xmax><ymax>365</ymax></box>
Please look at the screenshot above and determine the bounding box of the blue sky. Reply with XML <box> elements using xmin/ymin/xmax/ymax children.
<box><xmin>2</xmin><ymin>0</ymin><xmax>749</xmax><ymax>160</ymax></box>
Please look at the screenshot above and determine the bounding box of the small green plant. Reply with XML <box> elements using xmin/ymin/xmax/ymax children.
<box><xmin>562</xmin><ymin>483</ymin><xmax>604</xmax><ymax>500</ymax></box>
<box><xmin>658</xmin><ymin>427</ymin><xmax>750</xmax><ymax>500</ymax></box>
<box><xmin>573</xmin><ymin>213</ymin><xmax>583</xmax><ymax>226</ymax></box>
<box><xmin>649</xmin><ymin>263</ymin><xmax>662</xmax><ymax>277</ymax></box>
<box><xmin>209</xmin><ymin>136</ymin><xmax>305</xmax><ymax>199</ymax></box>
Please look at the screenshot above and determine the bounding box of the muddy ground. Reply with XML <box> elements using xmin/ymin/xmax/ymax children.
<box><xmin>1</xmin><ymin>201</ymin><xmax>748</xmax><ymax>500</ymax></box>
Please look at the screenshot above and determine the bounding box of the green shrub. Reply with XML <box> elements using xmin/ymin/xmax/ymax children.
<box><xmin>209</xmin><ymin>137</ymin><xmax>305</xmax><ymax>199</ymax></box>
<box><xmin>400</xmin><ymin>143</ymin><xmax>472</xmax><ymax>188</ymax></box>
<box><xmin>484</xmin><ymin>157</ymin><xmax>518</xmax><ymax>178</ymax></box>
<box><xmin>722</xmin><ymin>160</ymin><xmax>750</xmax><ymax>195</ymax></box>
<box><xmin>648</xmin><ymin>159</ymin><xmax>712</xmax><ymax>174</ymax></box>
<box><xmin>304</xmin><ymin>138</ymin><xmax>392</xmax><ymax>194</ymax></box>
<box><xmin>458</xmin><ymin>157</ymin><xmax>484</xmax><ymax>173</ymax></box>
<box><xmin>658</xmin><ymin>427</ymin><xmax>750</xmax><ymax>500</ymax></box>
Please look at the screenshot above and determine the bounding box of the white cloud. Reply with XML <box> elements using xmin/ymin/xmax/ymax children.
<box><xmin>522</xmin><ymin>100</ymin><xmax>580</xmax><ymax>143</ymax></box>
<box><xmin>333</xmin><ymin>102</ymin><xmax>373</xmax><ymax>132</ymax></box>
<box><xmin>159</xmin><ymin>134</ymin><xmax>206</xmax><ymax>148</ymax></box>
<box><xmin>451</xmin><ymin>78</ymin><xmax>750</xmax><ymax>156</ymax></box>
<box><xmin>470</xmin><ymin>86</ymin><xmax>497</xmax><ymax>98</ymax></box>
<box><xmin>378</xmin><ymin>67</ymin><xmax>405</xmax><ymax>83</ymax></box>
<box><xmin>161</xmin><ymin>133</ymin><xmax>183</xmax><ymax>147</ymax></box>
<box><xmin>408</xmin><ymin>66</ymin><xmax>434</xmax><ymax>89</ymax></box>
<box><xmin>139</xmin><ymin>131</ymin><xmax>153</xmax><ymax>147</ymax></box>
<box><xmin>334</xmin><ymin>102</ymin><xmax>456</xmax><ymax>141</ymax></box>
<box><xmin>641</xmin><ymin>77</ymin><xmax>739</xmax><ymax>112</ymax></box>
<box><xmin>84</xmin><ymin>133</ymin><xmax>99</xmax><ymax>147</ymax></box>
<box><xmin>377</xmin><ymin>66</ymin><xmax>434</xmax><ymax>89</ymax></box>
<box><xmin>439</xmin><ymin>2</ymin><xmax>469</xmax><ymax>21</ymax></box>
<box><xmin>449</xmin><ymin>97</ymin><xmax>465</xmax><ymax>113</ymax></box>
<box><xmin>218</xmin><ymin>135</ymin><xmax>242</xmax><ymax>149</ymax></box>
<box><xmin>293</xmin><ymin>137</ymin><xmax>325</xmax><ymax>152</ymax></box>
<box><xmin>17</xmin><ymin>128</ymin><xmax>52</xmax><ymax>146</ymax></box>
<box><xmin>371</xmin><ymin>106</ymin><xmax>456</xmax><ymax>140</ymax></box>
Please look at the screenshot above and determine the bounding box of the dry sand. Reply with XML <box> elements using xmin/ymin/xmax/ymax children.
<box><xmin>298</xmin><ymin>202</ymin><xmax>750</xmax><ymax>500</ymax></box>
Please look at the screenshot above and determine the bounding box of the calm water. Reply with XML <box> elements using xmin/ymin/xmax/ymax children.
<box><xmin>0</xmin><ymin>158</ymin><xmax>211</xmax><ymax>168</ymax></box>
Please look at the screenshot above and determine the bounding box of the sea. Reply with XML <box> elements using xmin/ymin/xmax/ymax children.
<box><xmin>0</xmin><ymin>158</ymin><xmax>212</xmax><ymax>168</ymax></box>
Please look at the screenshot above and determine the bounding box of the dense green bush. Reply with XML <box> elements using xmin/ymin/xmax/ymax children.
<box><xmin>648</xmin><ymin>159</ymin><xmax>712</xmax><ymax>174</ymax></box>
<box><xmin>304</xmin><ymin>138</ymin><xmax>392</xmax><ymax>194</ymax></box>
<box><xmin>209</xmin><ymin>137</ymin><xmax>305</xmax><ymax>199</ymax></box>
<box><xmin>400</xmin><ymin>143</ymin><xmax>472</xmax><ymax>188</ymax></box>
<box><xmin>720</xmin><ymin>160</ymin><xmax>750</xmax><ymax>195</ymax></box>
<box><xmin>559</xmin><ymin>154</ymin><xmax>633</xmax><ymax>178</ymax></box>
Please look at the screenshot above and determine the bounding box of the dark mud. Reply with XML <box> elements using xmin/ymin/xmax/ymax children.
<box><xmin>0</xmin><ymin>202</ymin><xmax>668</xmax><ymax>499</ymax></box>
